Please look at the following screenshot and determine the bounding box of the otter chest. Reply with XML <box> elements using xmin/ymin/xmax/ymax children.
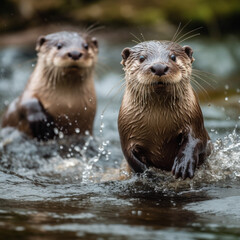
<box><xmin>39</xmin><ymin>90</ymin><xmax>95</xmax><ymax>121</ymax></box>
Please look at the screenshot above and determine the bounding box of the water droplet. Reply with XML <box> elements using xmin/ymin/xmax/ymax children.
<box><xmin>54</xmin><ymin>128</ymin><xmax>59</xmax><ymax>135</ymax></box>
<box><xmin>31</xmin><ymin>63</ymin><xmax>35</xmax><ymax>68</ymax></box>
<box><xmin>75</xmin><ymin>128</ymin><xmax>80</xmax><ymax>134</ymax></box>
<box><xmin>225</xmin><ymin>84</ymin><xmax>229</xmax><ymax>90</ymax></box>
<box><xmin>225</xmin><ymin>97</ymin><xmax>228</xmax><ymax>101</ymax></box>
<box><xmin>84</xmin><ymin>107</ymin><xmax>87</xmax><ymax>111</ymax></box>
<box><xmin>100</xmin><ymin>114</ymin><xmax>104</xmax><ymax>120</ymax></box>
<box><xmin>59</xmin><ymin>145</ymin><xmax>63</xmax><ymax>150</ymax></box>
<box><xmin>98</xmin><ymin>146</ymin><xmax>104</xmax><ymax>152</ymax></box>
<box><xmin>85</xmin><ymin>130</ymin><xmax>90</xmax><ymax>136</ymax></box>
<box><xmin>59</xmin><ymin>132</ymin><xmax>64</xmax><ymax>139</ymax></box>
<box><xmin>74</xmin><ymin>146</ymin><xmax>80</xmax><ymax>152</ymax></box>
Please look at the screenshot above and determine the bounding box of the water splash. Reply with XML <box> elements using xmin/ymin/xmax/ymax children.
<box><xmin>0</xmin><ymin>127</ymin><xmax>115</xmax><ymax>184</ymax></box>
<box><xmin>134</xmin><ymin>128</ymin><xmax>240</xmax><ymax>192</ymax></box>
<box><xmin>0</xmin><ymin>126</ymin><xmax>239</xmax><ymax>194</ymax></box>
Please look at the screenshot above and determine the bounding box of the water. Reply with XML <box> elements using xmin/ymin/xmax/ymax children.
<box><xmin>0</xmin><ymin>34</ymin><xmax>240</xmax><ymax>239</ymax></box>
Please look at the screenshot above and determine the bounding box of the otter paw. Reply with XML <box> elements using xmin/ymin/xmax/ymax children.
<box><xmin>171</xmin><ymin>155</ymin><xmax>197</xmax><ymax>180</ymax></box>
<box><xmin>27</xmin><ymin>111</ymin><xmax>54</xmax><ymax>140</ymax></box>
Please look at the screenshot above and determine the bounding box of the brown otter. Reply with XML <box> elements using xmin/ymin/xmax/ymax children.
<box><xmin>118</xmin><ymin>40</ymin><xmax>211</xmax><ymax>179</ymax></box>
<box><xmin>2</xmin><ymin>31</ymin><xmax>98</xmax><ymax>140</ymax></box>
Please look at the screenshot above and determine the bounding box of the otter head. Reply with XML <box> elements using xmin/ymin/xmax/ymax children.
<box><xmin>121</xmin><ymin>41</ymin><xmax>194</xmax><ymax>97</ymax></box>
<box><xmin>36</xmin><ymin>31</ymin><xmax>98</xmax><ymax>71</ymax></box>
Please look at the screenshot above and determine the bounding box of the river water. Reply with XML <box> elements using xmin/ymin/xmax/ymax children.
<box><xmin>0</xmin><ymin>33</ymin><xmax>240</xmax><ymax>239</ymax></box>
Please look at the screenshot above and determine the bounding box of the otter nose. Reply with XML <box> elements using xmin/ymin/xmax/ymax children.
<box><xmin>150</xmin><ymin>64</ymin><xmax>169</xmax><ymax>77</ymax></box>
<box><xmin>68</xmin><ymin>51</ymin><xmax>82</xmax><ymax>60</ymax></box>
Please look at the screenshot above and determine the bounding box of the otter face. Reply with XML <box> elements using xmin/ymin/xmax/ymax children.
<box><xmin>36</xmin><ymin>31</ymin><xmax>98</xmax><ymax>69</ymax></box>
<box><xmin>121</xmin><ymin>41</ymin><xmax>194</xmax><ymax>90</ymax></box>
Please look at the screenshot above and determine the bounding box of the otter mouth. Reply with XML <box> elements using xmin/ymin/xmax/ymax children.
<box><xmin>151</xmin><ymin>81</ymin><xmax>170</xmax><ymax>87</ymax></box>
<box><xmin>65</xmin><ymin>66</ymin><xmax>81</xmax><ymax>70</ymax></box>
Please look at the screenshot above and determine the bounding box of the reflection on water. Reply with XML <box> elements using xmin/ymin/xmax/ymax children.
<box><xmin>0</xmin><ymin>35</ymin><xmax>240</xmax><ymax>239</ymax></box>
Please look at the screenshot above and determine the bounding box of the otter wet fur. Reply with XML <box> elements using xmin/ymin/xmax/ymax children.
<box><xmin>2</xmin><ymin>31</ymin><xmax>98</xmax><ymax>140</ymax></box>
<box><xmin>118</xmin><ymin>40</ymin><xmax>212</xmax><ymax>179</ymax></box>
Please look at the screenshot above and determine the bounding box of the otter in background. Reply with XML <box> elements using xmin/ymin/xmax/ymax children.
<box><xmin>118</xmin><ymin>40</ymin><xmax>212</xmax><ymax>179</ymax></box>
<box><xmin>2</xmin><ymin>31</ymin><xmax>98</xmax><ymax>140</ymax></box>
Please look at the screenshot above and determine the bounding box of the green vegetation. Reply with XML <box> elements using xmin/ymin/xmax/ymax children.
<box><xmin>0</xmin><ymin>0</ymin><xmax>239</xmax><ymax>34</ymax></box>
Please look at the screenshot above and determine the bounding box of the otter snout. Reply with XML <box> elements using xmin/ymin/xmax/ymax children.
<box><xmin>150</xmin><ymin>64</ymin><xmax>169</xmax><ymax>77</ymax></box>
<box><xmin>68</xmin><ymin>51</ymin><xmax>83</xmax><ymax>61</ymax></box>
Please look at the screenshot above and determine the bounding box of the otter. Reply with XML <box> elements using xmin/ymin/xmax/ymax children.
<box><xmin>2</xmin><ymin>31</ymin><xmax>98</xmax><ymax>140</ymax></box>
<box><xmin>118</xmin><ymin>40</ymin><xmax>211</xmax><ymax>179</ymax></box>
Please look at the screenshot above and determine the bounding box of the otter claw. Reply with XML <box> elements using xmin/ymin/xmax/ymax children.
<box><xmin>172</xmin><ymin>155</ymin><xmax>196</xmax><ymax>180</ymax></box>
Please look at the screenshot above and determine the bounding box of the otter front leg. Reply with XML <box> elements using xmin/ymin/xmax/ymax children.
<box><xmin>172</xmin><ymin>130</ymin><xmax>204</xmax><ymax>180</ymax></box>
<box><xmin>125</xmin><ymin>145</ymin><xmax>149</xmax><ymax>173</ymax></box>
<box><xmin>20</xmin><ymin>98</ymin><xmax>55</xmax><ymax>140</ymax></box>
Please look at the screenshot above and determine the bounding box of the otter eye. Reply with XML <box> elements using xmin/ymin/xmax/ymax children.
<box><xmin>57</xmin><ymin>43</ymin><xmax>63</xmax><ymax>50</ymax></box>
<box><xmin>170</xmin><ymin>54</ymin><xmax>176</xmax><ymax>62</ymax></box>
<box><xmin>139</xmin><ymin>55</ymin><xmax>145</xmax><ymax>63</ymax></box>
<box><xmin>83</xmin><ymin>43</ymin><xmax>89</xmax><ymax>50</ymax></box>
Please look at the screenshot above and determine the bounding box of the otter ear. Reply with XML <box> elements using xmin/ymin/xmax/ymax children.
<box><xmin>91</xmin><ymin>37</ymin><xmax>98</xmax><ymax>48</ymax></box>
<box><xmin>183</xmin><ymin>45</ymin><xmax>194</xmax><ymax>63</ymax></box>
<box><xmin>36</xmin><ymin>36</ymin><xmax>46</xmax><ymax>52</ymax></box>
<box><xmin>121</xmin><ymin>48</ymin><xmax>131</xmax><ymax>67</ymax></box>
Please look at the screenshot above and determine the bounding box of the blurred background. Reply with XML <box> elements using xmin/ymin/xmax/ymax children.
<box><xmin>0</xmin><ymin>0</ymin><xmax>240</xmax><ymax>35</ymax></box>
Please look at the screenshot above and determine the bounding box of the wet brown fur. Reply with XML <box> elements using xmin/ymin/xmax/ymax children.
<box><xmin>118</xmin><ymin>41</ymin><xmax>211</xmax><ymax>178</ymax></box>
<box><xmin>2</xmin><ymin>31</ymin><xmax>98</xmax><ymax>139</ymax></box>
